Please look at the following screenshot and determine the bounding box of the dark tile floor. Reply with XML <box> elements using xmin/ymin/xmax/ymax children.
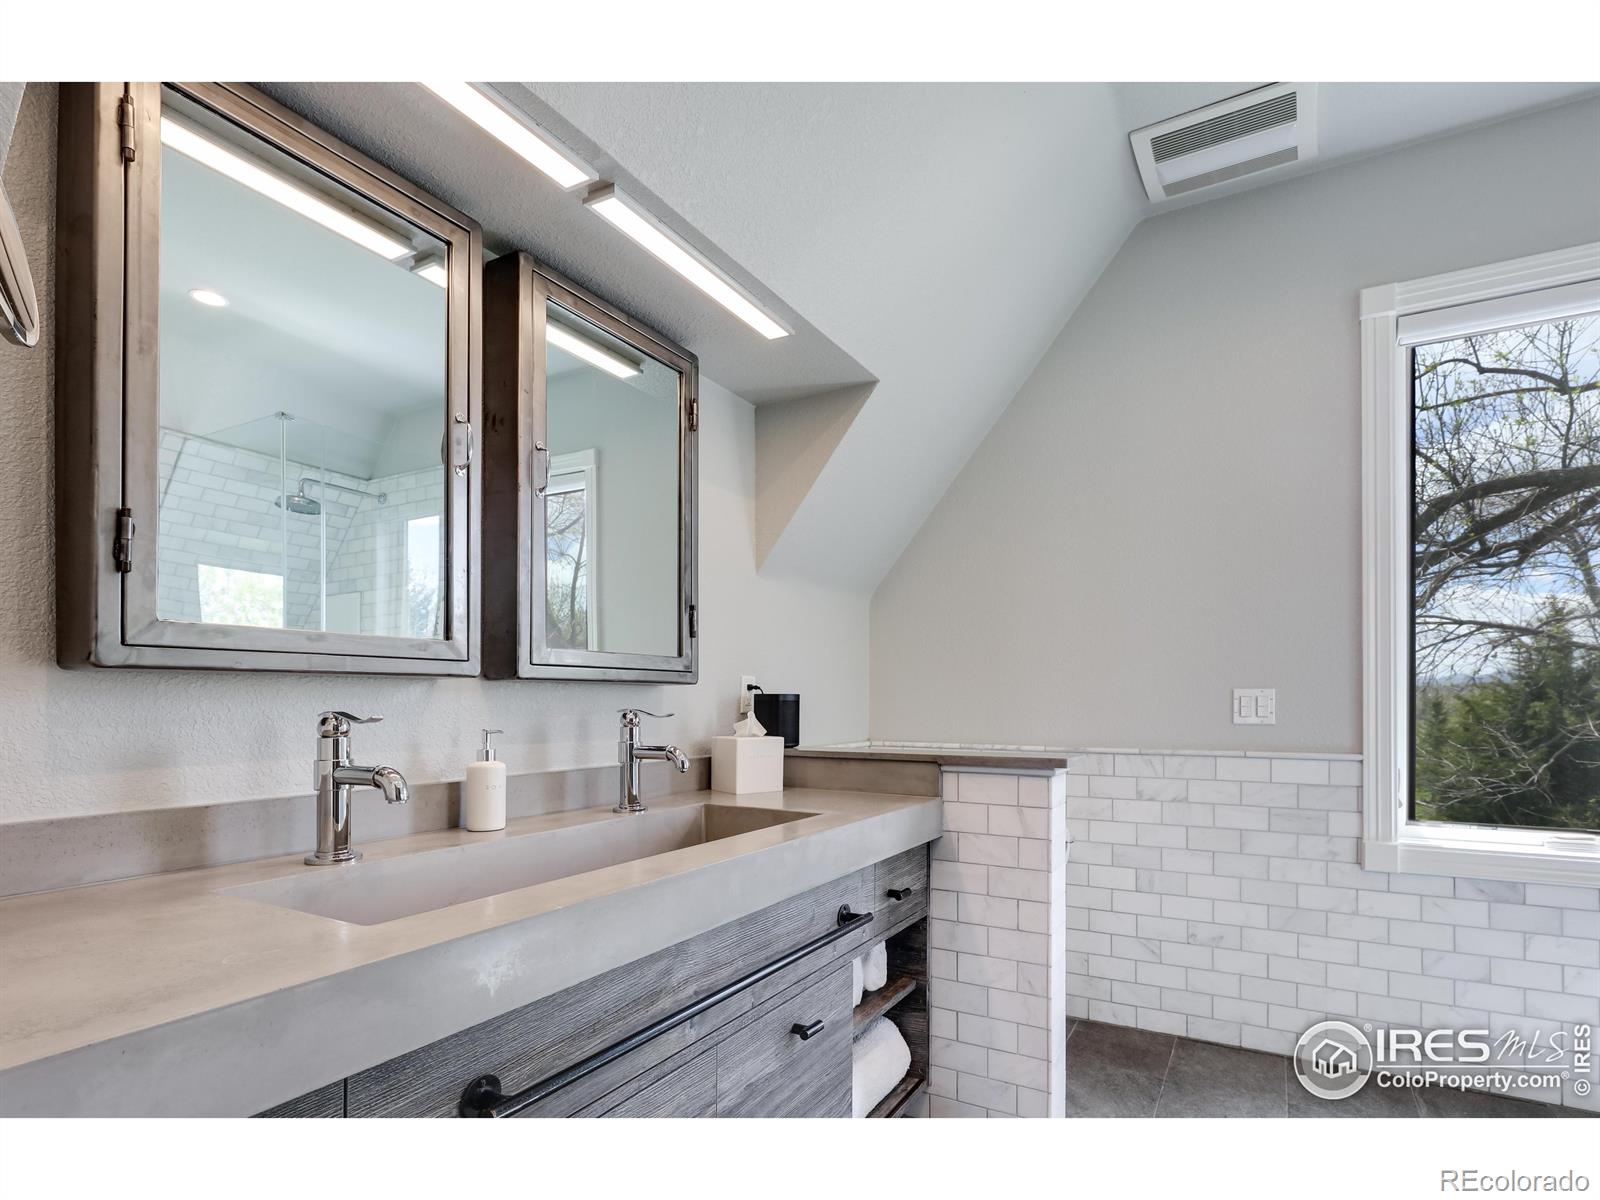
<box><xmin>1065</xmin><ymin>1019</ymin><xmax>1594</xmax><ymax>1118</ymax></box>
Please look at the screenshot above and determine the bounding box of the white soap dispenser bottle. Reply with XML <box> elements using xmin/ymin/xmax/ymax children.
<box><xmin>464</xmin><ymin>728</ymin><xmax>507</xmax><ymax>832</ymax></box>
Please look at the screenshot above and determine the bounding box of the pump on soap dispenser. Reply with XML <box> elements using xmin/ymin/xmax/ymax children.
<box><xmin>464</xmin><ymin>728</ymin><xmax>507</xmax><ymax>832</ymax></box>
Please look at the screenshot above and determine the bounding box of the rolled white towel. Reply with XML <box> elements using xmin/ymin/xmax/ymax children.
<box><xmin>851</xmin><ymin>956</ymin><xmax>865</xmax><ymax>1007</ymax></box>
<box><xmin>851</xmin><ymin>1016</ymin><xmax>912</xmax><ymax>1118</ymax></box>
<box><xmin>863</xmin><ymin>941</ymin><xmax>888</xmax><ymax>992</ymax></box>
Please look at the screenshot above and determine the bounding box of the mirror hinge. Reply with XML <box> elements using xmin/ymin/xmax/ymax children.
<box><xmin>688</xmin><ymin>399</ymin><xmax>698</xmax><ymax>432</ymax></box>
<box><xmin>118</xmin><ymin>94</ymin><xmax>136</xmax><ymax>164</ymax></box>
<box><xmin>113</xmin><ymin>508</ymin><xmax>135</xmax><ymax>573</ymax></box>
<box><xmin>688</xmin><ymin>604</ymin><xmax>697</xmax><ymax>639</ymax></box>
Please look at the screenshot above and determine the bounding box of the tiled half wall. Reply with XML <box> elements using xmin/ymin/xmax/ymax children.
<box><xmin>927</xmin><ymin>769</ymin><xmax>1069</xmax><ymax>1117</ymax></box>
<box><xmin>1062</xmin><ymin>751</ymin><xmax>1600</xmax><ymax>1111</ymax></box>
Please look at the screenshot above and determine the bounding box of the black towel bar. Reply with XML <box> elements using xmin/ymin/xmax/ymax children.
<box><xmin>458</xmin><ymin>904</ymin><xmax>874</xmax><ymax>1117</ymax></box>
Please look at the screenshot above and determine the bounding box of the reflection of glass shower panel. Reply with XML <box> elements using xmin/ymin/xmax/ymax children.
<box><xmin>155</xmin><ymin>412</ymin><xmax>388</xmax><ymax>633</ymax></box>
<box><xmin>156</xmin><ymin>412</ymin><xmax>293</xmax><ymax>627</ymax></box>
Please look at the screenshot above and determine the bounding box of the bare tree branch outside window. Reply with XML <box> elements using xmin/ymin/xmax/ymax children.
<box><xmin>1412</xmin><ymin>313</ymin><xmax>1600</xmax><ymax>833</ymax></box>
<box><xmin>546</xmin><ymin>487</ymin><xmax>590</xmax><ymax>651</ymax></box>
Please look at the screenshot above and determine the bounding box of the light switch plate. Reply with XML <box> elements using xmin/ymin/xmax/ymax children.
<box><xmin>1233</xmin><ymin>688</ymin><xmax>1275</xmax><ymax>725</ymax></box>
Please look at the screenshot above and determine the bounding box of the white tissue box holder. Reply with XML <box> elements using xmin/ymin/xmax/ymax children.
<box><xmin>711</xmin><ymin>735</ymin><xmax>785</xmax><ymax>794</ymax></box>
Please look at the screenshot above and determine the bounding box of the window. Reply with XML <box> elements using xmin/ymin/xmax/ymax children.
<box><xmin>1362</xmin><ymin>244</ymin><xmax>1600</xmax><ymax>885</ymax></box>
<box><xmin>196</xmin><ymin>563</ymin><xmax>284</xmax><ymax>628</ymax></box>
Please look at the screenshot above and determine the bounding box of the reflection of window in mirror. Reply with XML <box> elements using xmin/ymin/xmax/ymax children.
<box><xmin>546</xmin><ymin>451</ymin><xmax>598</xmax><ymax>651</ymax></box>
<box><xmin>196</xmin><ymin>564</ymin><xmax>284</xmax><ymax>629</ymax></box>
<box><xmin>153</xmin><ymin>85</ymin><xmax>450</xmax><ymax>640</ymax></box>
<box><xmin>544</xmin><ymin>302</ymin><xmax>681</xmax><ymax>659</ymax></box>
<box><xmin>406</xmin><ymin>515</ymin><xmax>443</xmax><ymax>640</ymax></box>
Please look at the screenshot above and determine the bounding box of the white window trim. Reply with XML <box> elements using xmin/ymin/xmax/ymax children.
<box><xmin>548</xmin><ymin>449</ymin><xmax>599</xmax><ymax>652</ymax></box>
<box><xmin>1360</xmin><ymin>242</ymin><xmax>1600</xmax><ymax>887</ymax></box>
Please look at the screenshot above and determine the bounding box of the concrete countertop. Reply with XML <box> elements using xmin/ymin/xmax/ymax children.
<box><xmin>0</xmin><ymin>786</ymin><xmax>939</xmax><ymax>1116</ymax></box>
<box><xmin>789</xmin><ymin>745</ymin><xmax>1073</xmax><ymax>771</ymax></box>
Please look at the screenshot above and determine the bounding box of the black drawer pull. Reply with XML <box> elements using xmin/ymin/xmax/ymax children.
<box><xmin>791</xmin><ymin>1020</ymin><xmax>825</xmax><ymax>1041</ymax></box>
<box><xmin>885</xmin><ymin>887</ymin><xmax>911</xmax><ymax>901</ymax></box>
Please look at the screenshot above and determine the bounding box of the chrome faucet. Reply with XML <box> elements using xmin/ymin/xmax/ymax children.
<box><xmin>307</xmin><ymin>711</ymin><xmax>409</xmax><ymax>865</ymax></box>
<box><xmin>616</xmin><ymin>708</ymin><xmax>689</xmax><ymax>814</ymax></box>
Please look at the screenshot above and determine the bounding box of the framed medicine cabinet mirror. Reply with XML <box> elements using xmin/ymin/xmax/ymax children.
<box><xmin>482</xmin><ymin>254</ymin><xmax>698</xmax><ymax>683</ymax></box>
<box><xmin>55</xmin><ymin>83</ymin><xmax>481</xmax><ymax>674</ymax></box>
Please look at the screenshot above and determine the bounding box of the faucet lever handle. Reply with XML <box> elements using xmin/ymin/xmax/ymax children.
<box><xmin>614</xmin><ymin>710</ymin><xmax>672</xmax><ymax>729</ymax></box>
<box><xmin>319</xmin><ymin>711</ymin><xmax>383</xmax><ymax>736</ymax></box>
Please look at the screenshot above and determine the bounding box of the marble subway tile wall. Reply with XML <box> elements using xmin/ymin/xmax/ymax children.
<box><xmin>928</xmin><ymin>769</ymin><xmax>1069</xmax><ymax>1117</ymax></box>
<box><xmin>1063</xmin><ymin>751</ymin><xmax>1600</xmax><ymax>1111</ymax></box>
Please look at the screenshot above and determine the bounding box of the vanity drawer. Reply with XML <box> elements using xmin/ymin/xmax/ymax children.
<box><xmin>591</xmin><ymin>1048</ymin><xmax>718</xmax><ymax>1119</ymax></box>
<box><xmin>875</xmin><ymin>844</ymin><xmax>930</xmax><ymax>921</ymax></box>
<box><xmin>715</xmin><ymin>963</ymin><xmax>852</xmax><ymax>1118</ymax></box>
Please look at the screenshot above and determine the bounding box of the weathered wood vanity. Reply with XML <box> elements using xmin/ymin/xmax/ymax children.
<box><xmin>262</xmin><ymin>846</ymin><xmax>930</xmax><ymax>1118</ymax></box>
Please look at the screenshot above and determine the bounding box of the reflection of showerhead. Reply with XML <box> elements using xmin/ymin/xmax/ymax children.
<box><xmin>275</xmin><ymin>477</ymin><xmax>385</xmax><ymax>516</ymax></box>
<box><xmin>276</xmin><ymin>489</ymin><xmax>321</xmax><ymax>516</ymax></box>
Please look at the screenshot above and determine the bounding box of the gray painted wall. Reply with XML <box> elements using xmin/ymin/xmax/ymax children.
<box><xmin>870</xmin><ymin>98</ymin><xmax>1600</xmax><ymax>755</ymax></box>
<box><xmin>0</xmin><ymin>84</ymin><xmax>870</xmax><ymax>822</ymax></box>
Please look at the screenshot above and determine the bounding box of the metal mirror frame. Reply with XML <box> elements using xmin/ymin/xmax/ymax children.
<box><xmin>55</xmin><ymin>82</ymin><xmax>482</xmax><ymax>674</ymax></box>
<box><xmin>482</xmin><ymin>252</ymin><xmax>698</xmax><ymax>683</ymax></box>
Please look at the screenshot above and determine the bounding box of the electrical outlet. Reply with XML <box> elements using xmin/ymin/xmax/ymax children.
<box><xmin>1233</xmin><ymin>688</ymin><xmax>1275</xmax><ymax>725</ymax></box>
<box><xmin>739</xmin><ymin>675</ymin><xmax>758</xmax><ymax>714</ymax></box>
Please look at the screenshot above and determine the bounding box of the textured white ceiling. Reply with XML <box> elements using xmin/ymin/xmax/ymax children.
<box><xmin>259</xmin><ymin>83</ymin><xmax>874</xmax><ymax>407</ymax></box>
<box><xmin>259</xmin><ymin>81</ymin><xmax>1600</xmax><ymax>592</ymax></box>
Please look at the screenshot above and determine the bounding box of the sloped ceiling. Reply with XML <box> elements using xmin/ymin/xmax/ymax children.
<box><xmin>523</xmin><ymin>83</ymin><xmax>1142</xmax><ymax>587</ymax></box>
<box><xmin>262</xmin><ymin>81</ymin><xmax>1600</xmax><ymax>594</ymax></box>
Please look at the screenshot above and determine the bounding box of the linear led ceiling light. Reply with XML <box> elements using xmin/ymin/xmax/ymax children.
<box><xmin>547</xmin><ymin>319</ymin><xmax>642</xmax><ymax>378</ymax></box>
<box><xmin>423</xmin><ymin>82</ymin><xmax>596</xmax><ymax>191</ymax></box>
<box><xmin>412</xmin><ymin>259</ymin><xmax>449</xmax><ymax>288</ymax></box>
<box><xmin>584</xmin><ymin>184</ymin><xmax>790</xmax><ymax>340</ymax></box>
<box><xmin>160</xmin><ymin>117</ymin><xmax>413</xmax><ymax>261</ymax></box>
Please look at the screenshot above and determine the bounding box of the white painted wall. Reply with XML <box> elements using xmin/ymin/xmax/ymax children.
<box><xmin>0</xmin><ymin>86</ymin><xmax>869</xmax><ymax>822</ymax></box>
<box><xmin>870</xmin><ymin>98</ymin><xmax>1600</xmax><ymax>755</ymax></box>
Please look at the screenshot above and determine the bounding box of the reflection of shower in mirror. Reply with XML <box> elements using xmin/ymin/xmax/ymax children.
<box><xmin>275</xmin><ymin>478</ymin><xmax>389</xmax><ymax>517</ymax></box>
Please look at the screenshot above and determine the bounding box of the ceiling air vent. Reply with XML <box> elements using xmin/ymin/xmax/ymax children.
<box><xmin>1130</xmin><ymin>83</ymin><xmax>1318</xmax><ymax>203</ymax></box>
